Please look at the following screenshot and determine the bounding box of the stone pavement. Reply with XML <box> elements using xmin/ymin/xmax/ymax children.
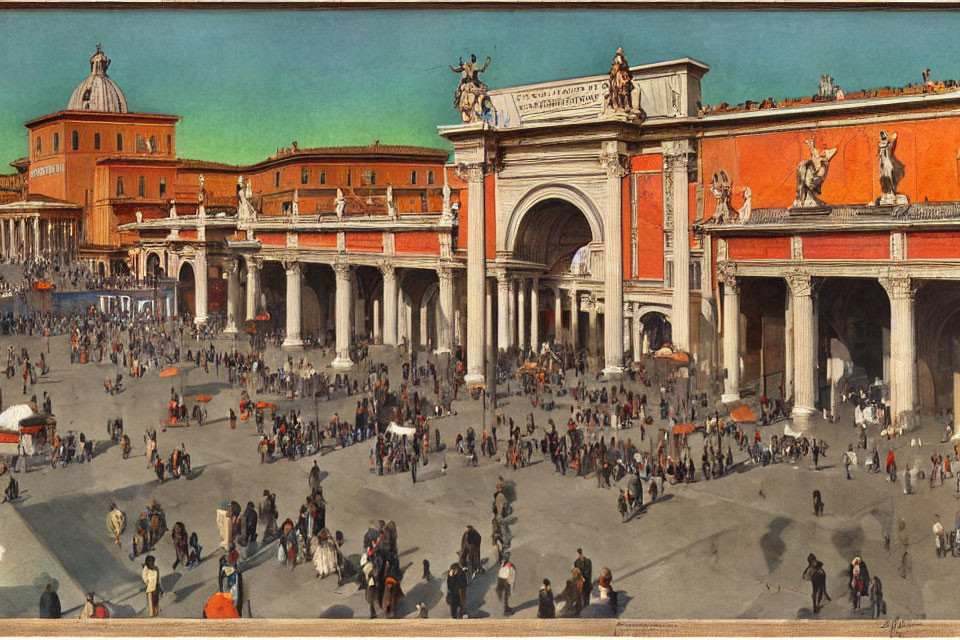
<box><xmin>0</xmin><ymin>330</ymin><xmax>958</xmax><ymax>620</ymax></box>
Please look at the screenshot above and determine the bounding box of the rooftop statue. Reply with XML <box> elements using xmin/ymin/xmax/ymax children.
<box><xmin>709</xmin><ymin>171</ymin><xmax>735</xmax><ymax>223</ymax></box>
<box><xmin>605</xmin><ymin>47</ymin><xmax>641</xmax><ymax>115</ymax></box>
<box><xmin>793</xmin><ymin>140</ymin><xmax>837</xmax><ymax>208</ymax></box>
<box><xmin>334</xmin><ymin>188</ymin><xmax>346</xmax><ymax>218</ymax></box>
<box><xmin>450</xmin><ymin>54</ymin><xmax>493</xmax><ymax>124</ymax></box>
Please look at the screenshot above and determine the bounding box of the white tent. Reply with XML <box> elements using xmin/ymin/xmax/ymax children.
<box><xmin>386</xmin><ymin>422</ymin><xmax>417</xmax><ymax>439</ymax></box>
<box><xmin>0</xmin><ymin>404</ymin><xmax>37</xmax><ymax>434</ymax></box>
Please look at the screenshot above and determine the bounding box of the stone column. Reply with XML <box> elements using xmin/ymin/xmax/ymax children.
<box><xmin>381</xmin><ymin>263</ymin><xmax>397</xmax><ymax>346</ymax></box>
<box><xmin>282</xmin><ymin>262</ymin><xmax>303</xmax><ymax>348</ymax></box>
<box><xmin>784</xmin><ymin>292</ymin><xmax>793</xmax><ymax>402</ymax></box>
<box><xmin>193</xmin><ymin>250</ymin><xmax>208</xmax><ymax>324</ymax></box>
<box><xmin>18</xmin><ymin>218</ymin><xmax>25</xmax><ymax>261</ymax></box>
<box><xmin>373</xmin><ymin>300</ymin><xmax>381</xmax><ymax>343</ymax></box>
<box><xmin>497</xmin><ymin>271</ymin><xmax>510</xmax><ymax>352</ymax></box>
<box><xmin>787</xmin><ymin>272</ymin><xmax>817</xmax><ymax>416</ymax></box>
<box><xmin>224</xmin><ymin>259</ymin><xmax>240</xmax><ymax>334</ymax></box>
<box><xmin>554</xmin><ymin>288</ymin><xmax>563</xmax><ymax>343</ymax></box>
<box><xmin>721</xmin><ymin>276</ymin><xmax>741</xmax><ymax>403</ymax></box>
<box><xmin>437</xmin><ymin>265</ymin><xmax>454</xmax><ymax>354</ymax></box>
<box><xmin>517</xmin><ymin>278</ymin><xmax>527</xmax><ymax>353</ymax></box>
<box><xmin>485</xmin><ymin>278</ymin><xmax>493</xmax><ymax>354</ymax></box>
<box><xmin>623</xmin><ymin>306</ymin><xmax>631</xmax><ymax>355</ymax></box>
<box><xmin>463</xmin><ymin>163</ymin><xmax>487</xmax><ymax>385</ymax></box>
<box><xmin>600</xmin><ymin>143</ymin><xmax>627</xmax><ymax>373</ymax></box>
<box><xmin>332</xmin><ymin>261</ymin><xmax>354</xmax><ymax>369</ymax></box>
<box><xmin>245</xmin><ymin>259</ymin><xmax>260</xmax><ymax>320</ymax></box>
<box><xmin>570</xmin><ymin>290</ymin><xmax>579</xmax><ymax>349</ymax></box>
<box><xmin>632</xmin><ymin>303</ymin><xmax>642</xmax><ymax>357</ymax></box>
<box><xmin>530</xmin><ymin>279</ymin><xmax>539</xmax><ymax>351</ymax></box>
<box><xmin>508</xmin><ymin>278</ymin><xmax>517</xmax><ymax>349</ymax></box>
<box><xmin>31</xmin><ymin>217</ymin><xmax>38</xmax><ymax>259</ymax></box>
<box><xmin>665</xmin><ymin>141</ymin><xmax>691</xmax><ymax>353</ymax></box>
<box><xmin>880</xmin><ymin>276</ymin><xmax>917</xmax><ymax>424</ymax></box>
<box><xmin>588</xmin><ymin>297</ymin><xmax>599</xmax><ymax>357</ymax></box>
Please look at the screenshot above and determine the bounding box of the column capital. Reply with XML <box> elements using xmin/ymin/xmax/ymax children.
<box><xmin>247</xmin><ymin>256</ymin><xmax>263</xmax><ymax>271</ymax></box>
<box><xmin>662</xmin><ymin>139</ymin><xmax>696</xmax><ymax>172</ymax></box>
<box><xmin>332</xmin><ymin>259</ymin><xmax>352</xmax><ymax>279</ymax></box>
<box><xmin>283</xmin><ymin>260</ymin><xmax>303</xmax><ymax>277</ymax></box>
<box><xmin>878</xmin><ymin>274</ymin><xmax>916</xmax><ymax>301</ymax></box>
<box><xmin>377</xmin><ymin>260</ymin><xmax>396</xmax><ymax>279</ymax></box>
<box><xmin>436</xmin><ymin>263</ymin><xmax>453</xmax><ymax>282</ymax></box>
<box><xmin>454</xmin><ymin>162</ymin><xmax>487</xmax><ymax>184</ymax></box>
<box><xmin>785</xmin><ymin>269</ymin><xmax>815</xmax><ymax>297</ymax></box>
<box><xmin>599</xmin><ymin>149</ymin><xmax>629</xmax><ymax>179</ymax></box>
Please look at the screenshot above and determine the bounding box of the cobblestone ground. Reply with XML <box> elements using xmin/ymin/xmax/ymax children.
<box><xmin>0</xmin><ymin>328</ymin><xmax>956</xmax><ymax>620</ymax></box>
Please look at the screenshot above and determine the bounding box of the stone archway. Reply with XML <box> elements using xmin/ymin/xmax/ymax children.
<box><xmin>146</xmin><ymin>252</ymin><xmax>164</xmax><ymax>279</ymax></box>
<box><xmin>638</xmin><ymin>310</ymin><xmax>672</xmax><ymax>354</ymax></box>
<box><xmin>504</xmin><ymin>184</ymin><xmax>604</xmax><ymax>257</ymax></box>
<box><xmin>178</xmin><ymin>261</ymin><xmax>195</xmax><ymax>317</ymax></box>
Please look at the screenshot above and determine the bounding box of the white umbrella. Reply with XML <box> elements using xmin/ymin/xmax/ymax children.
<box><xmin>0</xmin><ymin>404</ymin><xmax>37</xmax><ymax>433</ymax></box>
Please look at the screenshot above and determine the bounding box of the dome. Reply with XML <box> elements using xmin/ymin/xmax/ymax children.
<box><xmin>66</xmin><ymin>44</ymin><xmax>128</xmax><ymax>113</ymax></box>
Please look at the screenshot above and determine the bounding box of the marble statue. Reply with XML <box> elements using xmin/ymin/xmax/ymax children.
<box><xmin>334</xmin><ymin>188</ymin><xmax>346</xmax><ymax>218</ymax></box>
<box><xmin>450</xmin><ymin>54</ymin><xmax>492</xmax><ymax>123</ymax></box>
<box><xmin>292</xmin><ymin>189</ymin><xmax>299</xmax><ymax>217</ymax></box>
<box><xmin>709</xmin><ymin>171</ymin><xmax>735</xmax><ymax>222</ymax></box>
<box><xmin>135</xmin><ymin>211</ymin><xmax>142</xmax><ymax>223</ymax></box>
<box><xmin>198</xmin><ymin>174</ymin><xmax>205</xmax><ymax>205</ymax></box>
<box><xmin>793</xmin><ymin>140</ymin><xmax>837</xmax><ymax>208</ymax></box>
<box><xmin>386</xmin><ymin>185</ymin><xmax>398</xmax><ymax>217</ymax></box>
<box><xmin>442</xmin><ymin>182</ymin><xmax>452</xmax><ymax>219</ymax></box>
<box><xmin>605</xmin><ymin>47</ymin><xmax>636</xmax><ymax>114</ymax></box>
<box><xmin>169</xmin><ymin>200</ymin><xmax>177</xmax><ymax>219</ymax></box>
<box><xmin>738</xmin><ymin>187</ymin><xmax>752</xmax><ymax>224</ymax></box>
<box><xmin>878</xmin><ymin>131</ymin><xmax>908</xmax><ymax>205</ymax></box>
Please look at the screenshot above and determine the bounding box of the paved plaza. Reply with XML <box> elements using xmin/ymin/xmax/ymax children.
<box><xmin>0</xmin><ymin>328</ymin><xmax>956</xmax><ymax>621</ymax></box>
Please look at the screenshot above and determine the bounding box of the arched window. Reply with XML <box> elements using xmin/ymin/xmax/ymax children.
<box><xmin>35</xmin><ymin>136</ymin><xmax>41</xmax><ymax>156</ymax></box>
<box><xmin>427</xmin><ymin>170</ymin><xmax>435</xmax><ymax>185</ymax></box>
<box><xmin>53</xmin><ymin>133</ymin><xmax>59</xmax><ymax>152</ymax></box>
<box><xmin>159</xmin><ymin>177</ymin><xmax>167</xmax><ymax>199</ymax></box>
<box><xmin>116</xmin><ymin>177</ymin><xmax>125</xmax><ymax>196</ymax></box>
<box><xmin>71</xmin><ymin>131</ymin><xmax>79</xmax><ymax>151</ymax></box>
<box><xmin>94</xmin><ymin>133</ymin><xmax>100</xmax><ymax>150</ymax></box>
<box><xmin>301</xmin><ymin>167</ymin><xmax>309</xmax><ymax>184</ymax></box>
<box><xmin>116</xmin><ymin>133</ymin><xmax>124</xmax><ymax>151</ymax></box>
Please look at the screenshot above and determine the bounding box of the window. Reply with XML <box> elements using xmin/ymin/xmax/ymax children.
<box><xmin>71</xmin><ymin>131</ymin><xmax>79</xmax><ymax>151</ymax></box>
<box><xmin>319</xmin><ymin>171</ymin><xmax>326</xmax><ymax>185</ymax></box>
<box><xmin>116</xmin><ymin>133</ymin><xmax>123</xmax><ymax>151</ymax></box>
<box><xmin>136</xmin><ymin>134</ymin><xmax>145</xmax><ymax>151</ymax></box>
<box><xmin>167</xmin><ymin>134</ymin><xmax>172</xmax><ymax>153</ymax></box>
<box><xmin>138</xmin><ymin>176</ymin><xmax>145</xmax><ymax>198</ymax></box>
<box><xmin>116</xmin><ymin>177</ymin><xmax>125</xmax><ymax>196</ymax></box>
<box><xmin>690</xmin><ymin>261</ymin><xmax>702</xmax><ymax>291</ymax></box>
<box><xmin>159</xmin><ymin>177</ymin><xmax>166</xmax><ymax>199</ymax></box>
<box><xmin>149</xmin><ymin>136</ymin><xmax>156</xmax><ymax>153</ymax></box>
<box><xmin>35</xmin><ymin>136</ymin><xmax>41</xmax><ymax>156</ymax></box>
<box><xmin>346</xmin><ymin>170</ymin><xmax>351</xmax><ymax>186</ymax></box>
<box><xmin>363</xmin><ymin>170</ymin><xmax>376</xmax><ymax>185</ymax></box>
<box><xmin>274</xmin><ymin>171</ymin><xmax>280</xmax><ymax>187</ymax></box>
<box><xmin>53</xmin><ymin>133</ymin><xmax>59</xmax><ymax>152</ymax></box>
<box><xmin>94</xmin><ymin>133</ymin><xmax>100</xmax><ymax>150</ymax></box>
<box><xmin>410</xmin><ymin>170</ymin><xmax>417</xmax><ymax>185</ymax></box>
<box><xmin>301</xmin><ymin>167</ymin><xmax>309</xmax><ymax>184</ymax></box>
<box><xmin>427</xmin><ymin>170</ymin><xmax>435</xmax><ymax>185</ymax></box>
<box><xmin>282</xmin><ymin>201</ymin><xmax>292</xmax><ymax>214</ymax></box>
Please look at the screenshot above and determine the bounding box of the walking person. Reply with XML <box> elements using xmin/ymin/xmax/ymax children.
<box><xmin>38</xmin><ymin>584</ymin><xmax>61</xmax><ymax>619</ymax></box>
<box><xmin>141</xmin><ymin>554</ymin><xmax>162</xmax><ymax>617</ymax></box>
<box><xmin>496</xmin><ymin>555</ymin><xmax>517</xmax><ymax>615</ymax></box>
<box><xmin>446</xmin><ymin>562</ymin><xmax>468</xmax><ymax>619</ymax></box>
<box><xmin>537</xmin><ymin>578</ymin><xmax>556</xmax><ymax>618</ymax></box>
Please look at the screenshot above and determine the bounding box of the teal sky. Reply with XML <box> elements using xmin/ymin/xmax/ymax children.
<box><xmin>1</xmin><ymin>10</ymin><xmax>959</xmax><ymax>168</ymax></box>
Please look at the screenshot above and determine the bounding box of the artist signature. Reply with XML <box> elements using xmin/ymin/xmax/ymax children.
<box><xmin>880</xmin><ymin>618</ymin><xmax>917</xmax><ymax>635</ymax></box>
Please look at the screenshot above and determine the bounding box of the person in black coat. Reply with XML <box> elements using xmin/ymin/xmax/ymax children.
<box><xmin>537</xmin><ymin>579</ymin><xmax>556</xmax><ymax>618</ymax></box>
<box><xmin>38</xmin><ymin>584</ymin><xmax>61</xmax><ymax>618</ymax></box>
<box><xmin>446</xmin><ymin>563</ymin><xmax>468</xmax><ymax>618</ymax></box>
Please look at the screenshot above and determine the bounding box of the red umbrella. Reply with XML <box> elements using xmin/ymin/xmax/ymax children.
<box><xmin>203</xmin><ymin>592</ymin><xmax>239</xmax><ymax>618</ymax></box>
<box><xmin>159</xmin><ymin>366</ymin><xmax>180</xmax><ymax>378</ymax></box>
<box><xmin>673</xmin><ymin>423</ymin><xmax>696</xmax><ymax>435</ymax></box>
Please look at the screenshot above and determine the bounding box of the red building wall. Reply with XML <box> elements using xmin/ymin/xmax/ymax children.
<box><xmin>907</xmin><ymin>231</ymin><xmax>960</xmax><ymax>259</ymax></box>
<box><xmin>802</xmin><ymin>233</ymin><xmax>889</xmax><ymax>259</ymax></box>
<box><xmin>726</xmin><ymin>237</ymin><xmax>792</xmax><ymax>260</ymax></box>
<box><xmin>701</xmin><ymin>115</ymin><xmax>960</xmax><ymax>211</ymax></box>
<box><xmin>635</xmin><ymin>172</ymin><xmax>664</xmax><ymax>279</ymax></box>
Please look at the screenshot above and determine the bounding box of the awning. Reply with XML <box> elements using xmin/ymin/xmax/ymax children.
<box><xmin>673</xmin><ymin>422</ymin><xmax>696</xmax><ymax>435</ymax></box>
<box><xmin>730</xmin><ymin>405</ymin><xmax>756</xmax><ymax>423</ymax></box>
<box><xmin>203</xmin><ymin>592</ymin><xmax>240</xmax><ymax>618</ymax></box>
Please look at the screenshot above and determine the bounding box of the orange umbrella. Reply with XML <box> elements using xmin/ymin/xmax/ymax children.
<box><xmin>254</xmin><ymin>313</ymin><xmax>271</xmax><ymax>322</ymax></box>
<box><xmin>673</xmin><ymin>422</ymin><xmax>696</xmax><ymax>435</ymax></box>
<box><xmin>730</xmin><ymin>405</ymin><xmax>757</xmax><ymax>423</ymax></box>
<box><xmin>203</xmin><ymin>592</ymin><xmax>240</xmax><ymax>619</ymax></box>
<box><xmin>159</xmin><ymin>366</ymin><xmax>180</xmax><ymax>378</ymax></box>
<box><xmin>256</xmin><ymin>402</ymin><xmax>276</xmax><ymax>409</ymax></box>
<box><xmin>196</xmin><ymin>395</ymin><xmax>212</xmax><ymax>403</ymax></box>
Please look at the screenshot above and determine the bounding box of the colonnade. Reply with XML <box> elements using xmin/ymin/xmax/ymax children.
<box><xmin>720</xmin><ymin>271</ymin><xmax>918</xmax><ymax>424</ymax></box>
<box><xmin>0</xmin><ymin>216</ymin><xmax>75</xmax><ymax>262</ymax></box>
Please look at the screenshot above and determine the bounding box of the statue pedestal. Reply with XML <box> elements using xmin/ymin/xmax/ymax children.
<box><xmin>879</xmin><ymin>193</ymin><xmax>909</xmax><ymax>206</ymax></box>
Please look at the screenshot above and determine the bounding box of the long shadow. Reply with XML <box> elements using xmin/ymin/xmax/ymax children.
<box><xmin>172</xmin><ymin>581</ymin><xmax>207</xmax><ymax>603</ymax></box>
<box><xmin>398</xmin><ymin>576</ymin><xmax>443</xmax><ymax>618</ymax></box>
<box><xmin>760</xmin><ymin>516</ymin><xmax>791</xmax><ymax>574</ymax></box>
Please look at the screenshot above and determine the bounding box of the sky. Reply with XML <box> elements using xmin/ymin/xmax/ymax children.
<box><xmin>2</xmin><ymin>9</ymin><xmax>960</xmax><ymax>168</ymax></box>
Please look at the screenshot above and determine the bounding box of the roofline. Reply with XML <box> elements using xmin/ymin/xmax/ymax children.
<box><xmin>484</xmin><ymin>57</ymin><xmax>710</xmax><ymax>99</ymax></box>
<box><xmin>24</xmin><ymin>110</ymin><xmax>182</xmax><ymax>128</ymax></box>
<box><xmin>249</xmin><ymin>148</ymin><xmax>451</xmax><ymax>171</ymax></box>
<box><xmin>95</xmin><ymin>157</ymin><xmax>180</xmax><ymax>167</ymax></box>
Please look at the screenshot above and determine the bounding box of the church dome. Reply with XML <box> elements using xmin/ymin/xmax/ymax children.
<box><xmin>66</xmin><ymin>44</ymin><xmax>129</xmax><ymax>113</ymax></box>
